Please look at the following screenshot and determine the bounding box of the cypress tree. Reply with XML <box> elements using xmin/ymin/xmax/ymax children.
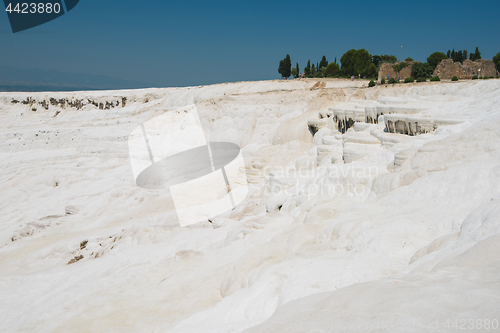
<box><xmin>285</xmin><ymin>54</ymin><xmax>292</xmax><ymax>79</ymax></box>
<box><xmin>319</xmin><ymin>55</ymin><xmax>328</xmax><ymax>69</ymax></box>
<box><xmin>470</xmin><ymin>47</ymin><xmax>481</xmax><ymax>61</ymax></box>
<box><xmin>305</xmin><ymin>60</ymin><xmax>311</xmax><ymax>75</ymax></box>
<box><xmin>474</xmin><ymin>47</ymin><xmax>481</xmax><ymax>61</ymax></box>
<box><xmin>278</xmin><ymin>59</ymin><xmax>284</xmax><ymax>78</ymax></box>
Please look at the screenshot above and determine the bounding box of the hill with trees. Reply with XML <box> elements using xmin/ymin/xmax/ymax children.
<box><xmin>276</xmin><ymin>46</ymin><xmax>497</xmax><ymax>81</ymax></box>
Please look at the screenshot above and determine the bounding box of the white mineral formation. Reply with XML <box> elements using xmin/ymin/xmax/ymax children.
<box><xmin>0</xmin><ymin>79</ymin><xmax>499</xmax><ymax>332</ymax></box>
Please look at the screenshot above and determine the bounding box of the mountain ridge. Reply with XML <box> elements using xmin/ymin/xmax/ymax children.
<box><xmin>0</xmin><ymin>65</ymin><xmax>155</xmax><ymax>91</ymax></box>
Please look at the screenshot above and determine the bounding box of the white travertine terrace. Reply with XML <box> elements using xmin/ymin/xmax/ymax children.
<box><xmin>0</xmin><ymin>79</ymin><xmax>499</xmax><ymax>332</ymax></box>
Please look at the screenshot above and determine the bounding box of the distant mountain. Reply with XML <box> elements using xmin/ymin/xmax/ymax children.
<box><xmin>0</xmin><ymin>65</ymin><xmax>155</xmax><ymax>92</ymax></box>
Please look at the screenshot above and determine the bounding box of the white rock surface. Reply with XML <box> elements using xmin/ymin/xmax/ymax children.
<box><xmin>1</xmin><ymin>79</ymin><xmax>500</xmax><ymax>332</ymax></box>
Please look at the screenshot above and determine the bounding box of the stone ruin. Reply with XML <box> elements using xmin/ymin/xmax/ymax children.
<box><xmin>378</xmin><ymin>61</ymin><xmax>416</xmax><ymax>82</ymax></box>
<box><xmin>434</xmin><ymin>59</ymin><xmax>497</xmax><ymax>80</ymax></box>
<box><xmin>378</xmin><ymin>58</ymin><xmax>498</xmax><ymax>82</ymax></box>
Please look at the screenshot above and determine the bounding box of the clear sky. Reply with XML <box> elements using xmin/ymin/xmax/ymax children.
<box><xmin>1</xmin><ymin>0</ymin><xmax>499</xmax><ymax>88</ymax></box>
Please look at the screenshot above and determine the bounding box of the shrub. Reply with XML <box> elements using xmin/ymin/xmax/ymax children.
<box><xmin>368</xmin><ymin>80</ymin><xmax>376</xmax><ymax>87</ymax></box>
<box><xmin>404</xmin><ymin>77</ymin><xmax>415</xmax><ymax>83</ymax></box>
<box><xmin>451</xmin><ymin>76</ymin><xmax>458</xmax><ymax>81</ymax></box>
<box><xmin>490</xmin><ymin>76</ymin><xmax>495</xmax><ymax>79</ymax></box>
<box><xmin>472</xmin><ymin>75</ymin><xmax>478</xmax><ymax>80</ymax></box>
<box><xmin>430</xmin><ymin>76</ymin><xmax>440</xmax><ymax>82</ymax></box>
<box><xmin>416</xmin><ymin>77</ymin><xmax>426</xmax><ymax>82</ymax></box>
<box><xmin>388</xmin><ymin>78</ymin><xmax>396</xmax><ymax>84</ymax></box>
<box><xmin>381</xmin><ymin>78</ymin><xmax>386</xmax><ymax>84</ymax></box>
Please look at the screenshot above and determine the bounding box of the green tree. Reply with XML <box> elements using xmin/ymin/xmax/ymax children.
<box><xmin>365</xmin><ymin>63</ymin><xmax>377</xmax><ymax>78</ymax></box>
<box><xmin>372</xmin><ymin>55</ymin><xmax>382</xmax><ymax>67</ymax></box>
<box><xmin>405</xmin><ymin>57</ymin><xmax>414</xmax><ymax>62</ymax></box>
<box><xmin>340</xmin><ymin>49</ymin><xmax>372</xmax><ymax>76</ymax></box>
<box><xmin>493</xmin><ymin>52</ymin><xmax>500</xmax><ymax>73</ymax></box>
<box><xmin>427</xmin><ymin>52</ymin><xmax>448</xmax><ymax>70</ymax></box>
<box><xmin>452</xmin><ymin>50</ymin><xmax>464</xmax><ymax>63</ymax></box>
<box><xmin>355</xmin><ymin>49</ymin><xmax>371</xmax><ymax>76</ymax></box>
<box><xmin>448</xmin><ymin>48</ymin><xmax>468</xmax><ymax>63</ymax></box>
<box><xmin>324</xmin><ymin>62</ymin><xmax>340</xmax><ymax>77</ymax></box>
<box><xmin>380</xmin><ymin>54</ymin><xmax>397</xmax><ymax>64</ymax></box>
<box><xmin>319</xmin><ymin>66</ymin><xmax>326</xmax><ymax>77</ymax></box>
<box><xmin>296</xmin><ymin>63</ymin><xmax>300</xmax><ymax>77</ymax></box>
<box><xmin>340</xmin><ymin>49</ymin><xmax>357</xmax><ymax>76</ymax></box>
<box><xmin>278</xmin><ymin>54</ymin><xmax>292</xmax><ymax>79</ymax></box>
<box><xmin>470</xmin><ymin>47</ymin><xmax>481</xmax><ymax>61</ymax></box>
<box><xmin>291</xmin><ymin>67</ymin><xmax>298</xmax><ymax>78</ymax></box>
<box><xmin>319</xmin><ymin>55</ymin><xmax>328</xmax><ymax>69</ymax></box>
<box><xmin>411</xmin><ymin>62</ymin><xmax>433</xmax><ymax>78</ymax></box>
<box><xmin>278</xmin><ymin>59</ymin><xmax>285</xmax><ymax>78</ymax></box>
<box><xmin>284</xmin><ymin>54</ymin><xmax>291</xmax><ymax>79</ymax></box>
<box><xmin>304</xmin><ymin>60</ymin><xmax>311</xmax><ymax>75</ymax></box>
<box><xmin>311</xmin><ymin>63</ymin><xmax>316</xmax><ymax>76</ymax></box>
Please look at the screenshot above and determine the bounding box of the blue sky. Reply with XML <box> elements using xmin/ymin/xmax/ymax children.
<box><xmin>1</xmin><ymin>0</ymin><xmax>499</xmax><ymax>88</ymax></box>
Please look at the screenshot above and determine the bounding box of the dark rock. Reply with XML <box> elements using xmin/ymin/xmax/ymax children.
<box><xmin>67</xmin><ymin>255</ymin><xmax>84</xmax><ymax>265</ymax></box>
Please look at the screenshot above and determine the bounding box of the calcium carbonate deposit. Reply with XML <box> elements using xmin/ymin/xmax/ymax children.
<box><xmin>0</xmin><ymin>79</ymin><xmax>499</xmax><ymax>332</ymax></box>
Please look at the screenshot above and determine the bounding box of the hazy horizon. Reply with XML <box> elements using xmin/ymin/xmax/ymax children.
<box><xmin>1</xmin><ymin>0</ymin><xmax>499</xmax><ymax>89</ymax></box>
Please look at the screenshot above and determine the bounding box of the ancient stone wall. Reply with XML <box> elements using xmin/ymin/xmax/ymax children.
<box><xmin>378</xmin><ymin>62</ymin><xmax>416</xmax><ymax>82</ymax></box>
<box><xmin>434</xmin><ymin>59</ymin><xmax>497</xmax><ymax>80</ymax></box>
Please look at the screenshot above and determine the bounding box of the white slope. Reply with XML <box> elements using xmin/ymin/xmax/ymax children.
<box><xmin>0</xmin><ymin>79</ymin><xmax>499</xmax><ymax>332</ymax></box>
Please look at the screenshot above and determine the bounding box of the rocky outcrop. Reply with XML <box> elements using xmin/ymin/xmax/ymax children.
<box><xmin>434</xmin><ymin>59</ymin><xmax>497</xmax><ymax>80</ymax></box>
<box><xmin>10</xmin><ymin>97</ymin><xmax>126</xmax><ymax>111</ymax></box>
